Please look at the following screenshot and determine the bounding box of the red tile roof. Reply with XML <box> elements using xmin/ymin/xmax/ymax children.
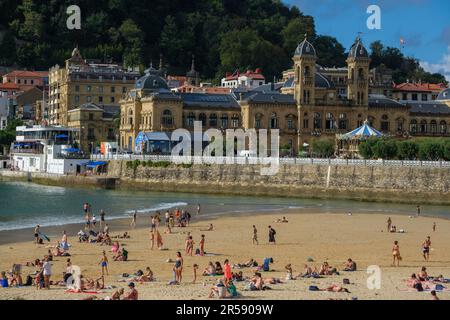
<box><xmin>3</xmin><ymin>70</ymin><xmax>48</xmax><ymax>78</ymax></box>
<box><xmin>392</xmin><ymin>82</ymin><xmax>447</xmax><ymax>92</ymax></box>
<box><xmin>225</xmin><ymin>69</ymin><xmax>265</xmax><ymax>81</ymax></box>
<box><xmin>0</xmin><ymin>82</ymin><xmax>20</xmax><ymax>90</ymax></box>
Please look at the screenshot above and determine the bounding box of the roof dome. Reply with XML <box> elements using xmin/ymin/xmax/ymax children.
<box><xmin>294</xmin><ymin>36</ymin><xmax>316</xmax><ymax>58</ymax></box>
<box><xmin>135</xmin><ymin>67</ymin><xmax>168</xmax><ymax>91</ymax></box>
<box><xmin>436</xmin><ymin>88</ymin><xmax>450</xmax><ymax>100</ymax></box>
<box><xmin>348</xmin><ymin>37</ymin><xmax>369</xmax><ymax>58</ymax></box>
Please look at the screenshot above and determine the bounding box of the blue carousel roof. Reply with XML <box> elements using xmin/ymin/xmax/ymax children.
<box><xmin>341</xmin><ymin>121</ymin><xmax>383</xmax><ymax>140</ymax></box>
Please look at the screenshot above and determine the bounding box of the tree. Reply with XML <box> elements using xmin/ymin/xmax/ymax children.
<box><xmin>373</xmin><ymin>139</ymin><xmax>398</xmax><ymax>160</ymax></box>
<box><xmin>312</xmin><ymin>139</ymin><xmax>334</xmax><ymax>158</ymax></box>
<box><xmin>369</xmin><ymin>40</ymin><xmax>384</xmax><ymax>69</ymax></box>
<box><xmin>0</xmin><ymin>31</ymin><xmax>17</xmax><ymax>66</ymax></box>
<box><xmin>397</xmin><ymin>140</ymin><xmax>419</xmax><ymax>160</ymax></box>
<box><xmin>418</xmin><ymin>140</ymin><xmax>444</xmax><ymax>161</ymax></box>
<box><xmin>313</xmin><ymin>35</ymin><xmax>346</xmax><ymax>67</ymax></box>
<box><xmin>358</xmin><ymin>138</ymin><xmax>379</xmax><ymax>159</ymax></box>
<box><xmin>281</xmin><ymin>16</ymin><xmax>316</xmax><ymax>57</ymax></box>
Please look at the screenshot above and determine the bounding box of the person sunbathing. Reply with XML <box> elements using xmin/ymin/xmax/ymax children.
<box><xmin>123</xmin><ymin>282</ymin><xmax>138</xmax><ymax>300</ymax></box>
<box><xmin>101</xmin><ymin>234</ymin><xmax>112</xmax><ymax>246</ymax></box>
<box><xmin>202</xmin><ymin>262</ymin><xmax>216</xmax><ymax>276</ymax></box>
<box><xmin>233</xmin><ymin>259</ymin><xmax>257</xmax><ymax>269</ymax></box>
<box><xmin>418</xmin><ymin>267</ymin><xmax>429</xmax><ymax>281</ymax></box>
<box><xmin>343</xmin><ymin>259</ymin><xmax>357</xmax><ymax>272</ymax></box>
<box><xmin>113</xmin><ymin>248</ymin><xmax>128</xmax><ymax>261</ymax></box>
<box><xmin>111</xmin><ymin>288</ymin><xmax>125</xmax><ymax>300</ymax></box>
<box><xmin>275</xmin><ymin>217</ymin><xmax>289</xmax><ymax>223</ymax></box>
<box><xmin>249</xmin><ymin>273</ymin><xmax>265</xmax><ymax>290</ymax></box>
<box><xmin>215</xmin><ymin>262</ymin><xmax>224</xmax><ymax>275</ymax></box>
<box><xmin>208</xmin><ymin>279</ymin><xmax>228</xmax><ymax>299</ymax></box>
<box><xmin>232</xmin><ymin>271</ymin><xmax>245</xmax><ymax>282</ymax></box>
<box><xmin>112</xmin><ymin>232</ymin><xmax>130</xmax><ymax>239</ymax></box>
<box><xmin>135</xmin><ymin>267</ymin><xmax>154</xmax><ymax>283</ymax></box>
<box><xmin>321</xmin><ymin>285</ymin><xmax>350</xmax><ymax>293</ymax></box>
<box><xmin>319</xmin><ymin>262</ymin><xmax>339</xmax><ymax>276</ymax></box>
<box><xmin>201</xmin><ymin>224</ymin><xmax>214</xmax><ymax>231</ymax></box>
<box><xmin>263</xmin><ymin>277</ymin><xmax>284</xmax><ymax>285</ymax></box>
<box><xmin>285</xmin><ymin>264</ymin><xmax>296</xmax><ymax>280</ymax></box>
<box><xmin>111</xmin><ymin>241</ymin><xmax>120</xmax><ymax>254</ymax></box>
<box><xmin>407</xmin><ymin>273</ymin><xmax>423</xmax><ymax>291</ymax></box>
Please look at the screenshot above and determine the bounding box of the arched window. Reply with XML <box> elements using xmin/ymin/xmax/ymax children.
<box><xmin>161</xmin><ymin>109</ymin><xmax>173</xmax><ymax>127</ymax></box>
<box><xmin>198</xmin><ymin>113</ymin><xmax>207</xmax><ymax>126</ymax></box>
<box><xmin>368</xmin><ymin>116</ymin><xmax>375</xmax><ymax>128</ymax></box>
<box><xmin>313</xmin><ymin>112</ymin><xmax>321</xmax><ymax>130</ymax></box>
<box><xmin>186</xmin><ymin>112</ymin><xmax>195</xmax><ymax>127</ymax></box>
<box><xmin>304</xmin><ymin>66</ymin><xmax>310</xmax><ymax>76</ymax></box>
<box><xmin>430</xmin><ymin>120</ymin><xmax>437</xmax><ymax>134</ymax></box>
<box><xmin>420</xmin><ymin>120</ymin><xmax>427</xmax><ymax>134</ymax></box>
<box><xmin>128</xmin><ymin>109</ymin><xmax>133</xmax><ymax>125</ymax></box>
<box><xmin>269</xmin><ymin>112</ymin><xmax>278</xmax><ymax>129</ymax></box>
<box><xmin>209</xmin><ymin>113</ymin><xmax>217</xmax><ymax>127</ymax></box>
<box><xmin>410</xmin><ymin>119</ymin><xmax>417</xmax><ymax>134</ymax></box>
<box><xmin>231</xmin><ymin>114</ymin><xmax>239</xmax><ymax>128</ymax></box>
<box><xmin>255</xmin><ymin>113</ymin><xmax>263</xmax><ymax>129</ymax></box>
<box><xmin>440</xmin><ymin>120</ymin><xmax>447</xmax><ymax>134</ymax></box>
<box><xmin>396</xmin><ymin>117</ymin><xmax>405</xmax><ymax>132</ymax></box>
<box><xmin>380</xmin><ymin>114</ymin><xmax>389</xmax><ymax>132</ymax></box>
<box><xmin>220</xmin><ymin>114</ymin><xmax>228</xmax><ymax>128</ymax></box>
<box><xmin>286</xmin><ymin>114</ymin><xmax>295</xmax><ymax>130</ymax></box>
<box><xmin>325</xmin><ymin>113</ymin><xmax>334</xmax><ymax>129</ymax></box>
<box><xmin>338</xmin><ymin>113</ymin><xmax>347</xmax><ymax>130</ymax></box>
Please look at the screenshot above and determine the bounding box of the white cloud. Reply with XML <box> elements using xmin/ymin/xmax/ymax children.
<box><xmin>420</xmin><ymin>46</ymin><xmax>450</xmax><ymax>82</ymax></box>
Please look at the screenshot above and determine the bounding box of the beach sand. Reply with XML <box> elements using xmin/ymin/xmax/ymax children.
<box><xmin>0</xmin><ymin>211</ymin><xmax>449</xmax><ymax>300</ymax></box>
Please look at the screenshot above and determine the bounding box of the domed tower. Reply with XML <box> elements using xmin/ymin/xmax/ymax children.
<box><xmin>293</xmin><ymin>35</ymin><xmax>317</xmax><ymax>106</ymax></box>
<box><xmin>347</xmin><ymin>36</ymin><xmax>370</xmax><ymax>106</ymax></box>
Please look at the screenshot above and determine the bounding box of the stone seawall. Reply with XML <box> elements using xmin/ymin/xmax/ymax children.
<box><xmin>0</xmin><ymin>170</ymin><xmax>117</xmax><ymax>189</ymax></box>
<box><xmin>107</xmin><ymin>161</ymin><xmax>450</xmax><ymax>205</ymax></box>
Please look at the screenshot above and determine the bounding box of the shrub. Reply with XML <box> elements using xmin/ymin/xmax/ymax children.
<box><xmin>397</xmin><ymin>140</ymin><xmax>419</xmax><ymax>160</ymax></box>
<box><xmin>358</xmin><ymin>138</ymin><xmax>378</xmax><ymax>159</ymax></box>
<box><xmin>418</xmin><ymin>140</ymin><xmax>445</xmax><ymax>161</ymax></box>
<box><xmin>373</xmin><ymin>139</ymin><xmax>398</xmax><ymax>160</ymax></box>
<box><xmin>312</xmin><ymin>139</ymin><xmax>334</xmax><ymax>158</ymax></box>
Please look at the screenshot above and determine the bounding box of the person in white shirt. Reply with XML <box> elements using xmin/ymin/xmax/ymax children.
<box><xmin>42</xmin><ymin>257</ymin><xmax>52</xmax><ymax>289</ymax></box>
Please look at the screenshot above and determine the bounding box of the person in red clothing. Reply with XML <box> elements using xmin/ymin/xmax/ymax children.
<box><xmin>223</xmin><ymin>259</ymin><xmax>232</xmax><ymax>286</ymax></box>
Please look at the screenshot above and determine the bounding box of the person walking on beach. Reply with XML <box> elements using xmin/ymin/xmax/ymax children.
<box><xmin>100</xmin><ymin>250</ymin><xmax>109</xmax><ymax>275</ymax></box>
<box><xmin>92</xmin><ymin>215</ymin><xmax>97</xmax><ymax>228</ymax></box>
<box><xmin>433</xmin><ymin>222</ymin><xmax>436</xmax><ymax>232</ymax></box>
<box><xmin>131</xmin><ymin>210</ymin><xmax>137</xmax><ymax>229</ymax></box>
<box><xmin>387</xmin><ymin>217</ymin><xmax>392</xmax><ymax>233</ymax></box>
<box><xmin>99</xmin><ymin>209</ymin><xmax>106</xmax><ymax>229</ymax></box>
<box><xmin>156</xmin><ymin>229</ymin><xmax>164</xmax><ymax>250</ymax></box>
<box><xmin>150</xmin><ymin>231</ymin><xmax>155</xmax><ymax>250</ymax></box>
<box><xmin>268</xmin><ymin>226</ymin><xmax>276</xmax><ymax>244</ymax></box>
<box><xmin>174</xmin><ymin>252</ymin><xmax>183</xmax><ymax>283</ymax></box>
<box><xmin>151</xmin><ymin>215</ymin><xmax>156</xmax><ymax>232</ymax></box>
<box><xmin>252</xmin><ymin>225</ymin><xmax>259</xmax><ymax>245</ymax></box>
<box><xmin>197</xmin><ymin>204</ymin><xmax>201</xmax><ymax>215</ymax></box>
<box><xmin>416</xmin><ymin>205</ymin><xmax>421</xmax><ymax>217</ymax></box>
<box><xmin>392</xmin><ymin>241</ymin><xmax>401</xmax><ymax>266</ymax></box>
<box><xmin>34</xmin><ymin>225</ymin><xmax>41</xmax><ymax>244</ymax></box>
<box><xmin>422</xmin><ymin>236</ymin><xmax>431</xmax><ymax>262</ymax></box>
<box><xmin>104</xmin><ymin>223</ymin><xmax>109</xmax><ymax>235</ymax></box>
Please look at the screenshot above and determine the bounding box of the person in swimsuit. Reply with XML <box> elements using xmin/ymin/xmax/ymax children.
<box><xmin>392</xmin><ymin>240</ymin><xmax>401</xmax><ymax>266</ymax></box>
<box><xmin>100</xmin><ymin>250</ymin><xmax>109</xmax><ymax>275</ymax></box>
<box><xmin>268</xmin><ymin>226</ymin><xmax>276</xmax><ymax>244</ymax></box>
<box><xmin>422</xmin><ymin>236</ymin><xmax>431</xmax><ymax>261</ymax></box>
<box><xmin>131</xmin><ymin>210</ymin><xmax>137</xmax><ymax>229</ymax></box>
<box><xmin>252</xmin><ymin>225</ymin><xmax>258</xmax><ymax>245</ymax></box>
<box><xmin>200</xmin><ymin>234</ymin><xmax>205</xmax><ymax>256</ymax></box>
<box><xmin>155</xmin><ymin>229</ymin><xmax>163</xmax><ymax>250</ymax></box>
<box><xmin>123</xmin><ymin>282</ymin><xmax>138</xmax><ymax>300</ymax></box>
<box><xmin>186</xmin><ymin>236</ymin><xmax>194</xmax><ymax>256</ymax></box>
<box><xmin>192</xmin><ymin>264</ymin><xmax>199</xmax><ymax>284</ymax></box>
<box><xmin>174</xmin><ymin>252</ymin><xmax>183</xmax><ymax>283</ymax></box>
<box><xmin>34</xmin><ymin>225</ymin><xmax>41</xmax><ymax>244</ymax></box>
<box><xmin>387</xmin><ymin>217</ymin><xmax>392</xmax><ymax>232</ymax></box>
<box><xmin>151</xmin><ymin>216</ymin><xmax>156</xmax><ymax>232</ymax></box>
<box><xmin>417</xmin><ymin>205</ymin><xmax>421</xmax><ymax>217</ymax></box>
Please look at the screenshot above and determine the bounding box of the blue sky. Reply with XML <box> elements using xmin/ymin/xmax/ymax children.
<box><xmin>285</xmin><ymin>0</ymin><xmax>450</xmax><ymax>81</ymax></box>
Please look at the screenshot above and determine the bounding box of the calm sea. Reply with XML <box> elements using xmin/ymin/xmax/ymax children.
<box><xmin>0</xmin><ymin>180</ymin><xmax>449</xmax><ymax>231</ymax></box>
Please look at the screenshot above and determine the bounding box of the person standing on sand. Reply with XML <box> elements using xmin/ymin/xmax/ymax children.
<box><xmin>42</xmin><ymin>256</ymin><xmax>52</xmax><ymax>290</ymax></box>
<box><xmin>156</xmin><ymin>229</ymin><xmax>164</xmax><ymax>249</ymax></box>
<box><xmin>252</xmin><ymin>225</ymin><xmax>258</xmax><ymax>245</ymax></box>
<box><xmin>392</xmin><ymin>241</ymin><xmax>401</xmax><ymax>266</ymax></box>
<box><xmin>422</xmin><ymin>236</ymin><xmax>431</xmax><ymax>262</ymax></box>
<box><xmin>268</xmin><ymin>226</ymin><xmax>276</xmax><ymax>244</ymax></box>
<box><xmin>131</xmin><ymin>210</ymin><xmax>137</xmax><ymax>229</ymax></box>
<box><xmin>150</xmin><ymin>231</ymin><xmax>155</xmax><ymax>250</ymax></box>
<box><xmin>417</xmin><ymin>205</ymin><xmax>421</xmax><ymax>217</ymax></box>
<box><xmin>387</xmin><ymin>217</ymin><xmax>392</xmax><ymax>232</ymax></box>
<box><xmin>197</xmin><ymin>204</ymin><xmax>201</xmax><ymax>215</ymax></box>
<box><xmin>99</xmin><ymin>209</ymin><xmax>106</xmax><ymax>229</ymax></box>
<box><xmin>174</xmin><ymin>252</ymin><xmax>183</xmax><ymax>283</ymax></box>
<box><xmin>433</xmin><ymin>222</ymin><xmax>436</xmax><ymax>232</ymax></box>
<box><xmin>34</xmin><ymin>225</ymin><xmax>41</xmax><ymax>244</ymax></box>
<box><xmin>200</xmin><ymin>234</ymin><xmax>205</xmax><ymax>256</ymax></box>
<box><xmin>100</xmin><ymin>250</ymin><xmax>109</xmax><ymax>275</ymax></box>
<box><xmin>192</xmin><ymin>264</ymin><xmax>199</xmax><ymax>284</ymax></box>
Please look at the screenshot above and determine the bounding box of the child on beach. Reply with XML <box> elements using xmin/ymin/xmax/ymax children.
<box><xmin>100</xmin><ymin>251</ymin><xmax>109</xmax><ymax>275</ymax></box>
<box><xmin>155</xmin><ymin>229</ymin><xmax>164</xmax><ymax>250</ymax></box>
<box><xmin>192</xmin><ymin>264</ymin><xmax>199</xmax><ymax>284</ymax></box>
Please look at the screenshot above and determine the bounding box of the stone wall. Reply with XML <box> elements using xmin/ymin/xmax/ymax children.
<box><xmin>107</xmin><ymin>161</ymin><xmax>450</xmax><ymax>205</ymax></box>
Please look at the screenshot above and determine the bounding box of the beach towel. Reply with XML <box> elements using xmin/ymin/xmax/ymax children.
<box><xmin>65</xmin><ymin>289</ymin><xmax>103</xmax><ymax>294</ymax></box>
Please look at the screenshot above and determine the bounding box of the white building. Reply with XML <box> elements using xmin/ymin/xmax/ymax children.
<box><xmin>221</xmin><ymin>69</ymin><xmax>266</xmax><ymax>89</ymax></box>
<box><xmin>11</xmin><ymin>126</ymin><xmax>89</xmax><ymax>174</ymax></box>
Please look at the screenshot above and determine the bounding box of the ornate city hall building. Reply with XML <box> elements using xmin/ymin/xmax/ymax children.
<box><xmin>120</xmin><ymin>37</ymin><xmax>450</xmax><ymax>155</ymax></box>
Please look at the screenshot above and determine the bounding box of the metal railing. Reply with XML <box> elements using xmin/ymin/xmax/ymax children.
<box><xmin>90</xmin><ymin>154</ymin><xmax>450</xmax><ymax>168</ymax></box>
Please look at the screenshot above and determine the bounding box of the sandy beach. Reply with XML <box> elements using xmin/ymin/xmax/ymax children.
<box><xmin>0</xmin><ymin>210</ymin><xmax>449</xmax><ymax>300</ymax></box>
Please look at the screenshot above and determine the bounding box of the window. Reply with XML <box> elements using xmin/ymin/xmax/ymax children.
<box><xmin>86</xmin><ymin>96</ymin><xmax>92</xmax><ymax>103</ymax></box>
<box><xmin>111</xmin><ymin>86</ymin><xmax>115</xmax><ymax>93</ymax></box>
<box><xmin>396</xmin><ymin>118</ymin><xmax>404</xmax><ymax>132</ymax></box>
<box><xmin>412</xmin><ymin>93</ymin><xmax>418</xmax><ymax>101</ymax></box>
<box><xmin>231</xmin><ymin>114</ymin><xmax>239</xmax><ymax>128</ymax></box>
<box><xmin>198</xmin><ymin>113</ymin><xmax>207</xmax><ymax>126</ymax></box>
<box><xmin>440</xmin><ymin>121</ymin><xmax>447</xmax><ymax>134</ymax></box>
<box><xmin>402</xmin><ymin>93</ymin><xmax>408</xmax><ymax>100</ymax></box>
<box><xmin>287</xmin><ymin>118</ymin><xmax>294</xmax><ymax>130</ymax></box>
<box><xmin>410</xmin><ymin>119</ymin><xmax>417</xmax><ymax>133</ymax></box>
<box><xmin>430</xmin><ymin>120</ymin><xmax>437</xmax><ymax>134</ymax></box>
<box><xmin>338</xmin><ymin>113</ymin><xmax>347</xmax><ymax>130</ymax></box>
<box><xmin>87</xmin><ymin>85</ymin><xmax>92</xmax><ymax>92</ymax></box>
<box><xmin>75</xmin><ymin>85</ymin><xmax>80</xmax><ymax>92</ymax></box>
<box><xmin>380</xmin><ymin>114</ymin><xmax>389</xmax><ymax>132</ymax></box>
<box><xmin>74</xmin><ymin>95</ymin><xmax>79</xmax><ymax>103</ymax></box>
<box><xmin>98</xmin><ymin>96</ymin><xmax>103</xmax><ymax>103</ymax></box>
<box><xmin>98</xmin><ymin>86</ymin><xmax>103</xmax><ymax>93</ymax></box>
<box><xmin>313</xmin><ymin>113</ymin><xmax>321</xmax><ymax>130</ymax></box>
<box><xmin>269</xmin><ymin>113</ymin><xmax>278</xmax><ymax>129</ymax></box>
<box><xmin>209</xmin><ymin>113</ymin><xmax>217</xmax><ymax>127</ymax></box>
<box><xmin>420</xmin><ymin>120</ymin><xmax>427</xmax><ymax>133</ymax></box>
<box><xmin>255</xmin><ymin>114</ymin><xmax>262</xmax><ymax>129</ymax></box>
<box><xmin>89</xmin><ymin>113</ymin><xmax>94</xmax><ymax>121</ymax></box>
<box><xmin>422</xmin><ymin>94</ymin><xmax>428</xmax><ymax>101</ymax></box>
<box><xmin>108</xmin><ymin>128</ymin><xmax>115</xmax><ymax>140</ymax></box>
<box><xmin>122</xmin><ymin>87</ymin><xmax>127</xmax><ymax>94</ymax></box>
<box><xmin>162</xmin><ymin>109</ymin><xmax>173</xmax><ymax>126</ymax></box>
<box><xmin>221</xmin><ymin>114</ymin><xmax>228</xmax><ymax>128</ymax></box>
<box><xmin>88</xmin><ymin>128</ymin><xmax>95</xmax><ymax>139</ymax></box>
<box><xmin>110</xmin><ymin>97</ymin><xmax>115</xmax><ymax>103</ymax></box>
<box><xmin>187</xmin><ymin>113</ymin><xmax>195</xmax><ymax>127</ymax></box>
<box><xmin>31</xmin><ymin>80</ymin><xmax>34</xmax><ymax>85</ymax></box>
<box><xmin>325</xmin><ymin>113</ymin><xmax>334</xmax><ymax>129</ymax></box>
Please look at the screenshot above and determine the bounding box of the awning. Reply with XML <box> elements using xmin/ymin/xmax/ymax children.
<box><xmin>84</xmin><ymin>161</ymin><xmax>108</xmax><ymax>169</ymax></box>
<box><xmin>63</xmin><ymin>148</ymin><xmax>80</xmax><ymax>153</ymax></box>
